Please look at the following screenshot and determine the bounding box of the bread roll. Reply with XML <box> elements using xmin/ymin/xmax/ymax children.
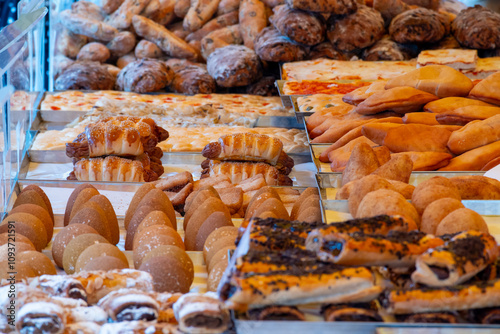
<box><xmin>8</xmin><ymin>204</ymin><xmax>53</xmax><ymax>241</ymax></box>
<box><xmin>63</xmin><ymin>234</ymin><xmax>110</xmax><ymax>274</ymax></box>
<box><xmin>75</xmin><ymin>243</ymin><xmax>128</xmax><ymax>273</ymax></box>
<box><xmin>435</xmin><ymin>208</ymin><xmax>488</xmax><ymax>236</ymax></box>
<box><xmin>469</xmin><ymin>72</ymin><xmax>500</xmax><ymax>106</ymax></box>
<box><xmin>125</xmin><ymin>183</ymin><xmax>156</xmax><ymax>229</ymax></box>
<box><xmin>51</xmin><ymin>224</ymin><xmax>99</xmax><ymax>268</ymax></box>
<box><xmin>0</xmin><ymin>213</ymin><xmax>47</xmax><ymax>251</ymax></box>
<box><xmin>421</xmin><ymin>198</ymin><xmax>464</xmax><ymax>234</ymax></box>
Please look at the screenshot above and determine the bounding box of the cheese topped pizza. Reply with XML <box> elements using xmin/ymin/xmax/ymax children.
<box><xmin>282</xmin><ymin>59</ymin><xmax>417</xmax><ymax>81</ymax></box>
<box><xmin>297</xmin><ymin>94</ymin><xmax>350</xmax><ymax>113</ymax></box>
<box><xmin>41</xmin><ymin>91</ymin><xmax>291</xmax><ymax>116</ymax></box>
<box><xmin>283</xmin><ymin>80</ymin><xmax>373</xmax><ymax>96</ymax></box>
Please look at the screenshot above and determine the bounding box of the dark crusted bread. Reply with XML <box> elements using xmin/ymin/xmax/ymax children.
<box><xmin>327</xmin><ymin>6</ymin><xmax>385</xmax><ymax>52</ymax></box>
<box><xmin>207</xmin><ymin>45</ymin><xmax>262</xmax><ymax>88</ymax></box>
<box><xmin>270</xmin><ymin>5</ymin><xmax>325</xmax><ymax>46</ymax></box>
<box><xmin>308</xmin><ymin>42</ymin><xmax>347</xmax><ymax>60</ymax></box>
<box><xmin>115</xmin><ymin>58</ymin><xmax>174</xmax><ymax>93</ymax></box>
<box><xmin>285</xmin><ymin>0</ymin><xmax>357</xmax><ymax>14</ymax></box>
<box><xmin>254</xmin><ymin>26</ymin><xmax>307</xmax><ymax>62</ymax></box>
<box><xmin>55</xmin><ymin>61</ymin><xmax>115</xmax><ymax>91</ymax></box>
<box><xmin>452</xmin><ymin>5</ymin><xmax>500</xmax><ymax>50</ymax></box>
<box><xmin>362</xmin><ymin>37</ymin><xmax>418</xmax><ymax>61</ymax></box>
<box><xmin>171</xmin><ymin>65</ymin><xmax>216</xmax><ymax>95</ymax></box>
<box><xmin>389</xmin><ymin>8</ymin><xmax>450</xmax><ymax>44</ymax></box>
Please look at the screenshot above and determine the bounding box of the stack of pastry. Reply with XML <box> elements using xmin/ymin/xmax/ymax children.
<box><xmin>125</xmin><ymin>183</ymin><xmax>194</xmax><ymax>293</ymax></box>
<box><xmin>309</xmin><ymin>65</ymin><xmax>500</xmax><ymax>172</ymax></box>
<box><xmin>0</xmin><ymin>186</ymin><xmax>57</xmax><ymax>283</ymax></box>
<box><xmin>66</xmin><ymin>116</ymin><xmax>168</xmax><ymax>182</ymax></box>
<box><xmin>201</xmin><ymin>132</ymin><xmax>294</xmax><ymax>186</ymax></box>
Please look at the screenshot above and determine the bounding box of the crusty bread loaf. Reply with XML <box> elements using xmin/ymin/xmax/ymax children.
<box><xmin>386</xmin><ymin>65</ymin><xmax>473</xmax><ymax>98</ymax></box>
<box><xmin>469</xmin><ymin>72</ymin><xmax>500</xmax><ymax>106</ymax></box>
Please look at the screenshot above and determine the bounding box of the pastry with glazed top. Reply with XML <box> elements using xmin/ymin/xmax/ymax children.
<box><xmin>412</xmin><ymin>231</ymin><xmax>499</xmax><ymax>287</ymax></box>
<box><xmin>173</xmin><ymin>292</ymin><xmax>230</xmax><ymax>333</ymax></box>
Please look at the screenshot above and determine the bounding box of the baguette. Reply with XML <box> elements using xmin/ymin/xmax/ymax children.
<box><xmin>132</xmin><ymin>15</ymin><xmax>198</xmax><ymax>60</ymax></box>
<box><xmin>184</xmin><ymin>0</ymin><xmax>221</xmax><ymax>32</ymax></box>
<box><xmin>217</xmin><ymin>0</ymin><xmax>240</xmax><ymax>14</ymax></box>
<box><xmin>185</xmin><ymin>11</ymin><xmax>239</xmax><ymax>42</ymax></box>
<box><xmin>239</xmin><ymin>0</ymin><xmax>267</xmax><ymax>49</ymax></box>
<box><xmin>448</xmin><ymin>114</ymin><xmax>500</xmax><ymax>154</ymax></box>
<box><xmin>59</xmin><ymin>10</ymin><xmax>118</xmax><ymax>42</ymax></box>
<box><xmin>142</xmin><ymin>0</ymin><xmax>176</xmax><ymax>25</ymax></box>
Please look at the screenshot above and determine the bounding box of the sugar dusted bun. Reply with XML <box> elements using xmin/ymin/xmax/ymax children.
<box><xmin>63</xmin><ymin>233</ymin><xmax>110</xmax><ymax>274</ymax></box>
<box><xmin>0</xmin><ymin>232</ymin><xmax>34</xmax><ymax>247</ymax></box>
<box><xmin>251</xmin><ymin>198</ymin><xmax>290</xmax><ymax>221</ymax></box>
<box><xmin>203</xmin><ymin>226</ymin><xmax>238</xmax><ymax>262</ymax></box>
<box><xmin>17</xmin><ymin>251</ymin><xmax>57</xmax><ymax>276</ymax></box>
<box><xmin>75</xmin><ymin>243</ymin><xmax>128</xmax><ymax>273</ymax></box>
<box><xmin>21</xmin><ymin>185</ymin><xmax>54</xmax><ymax>222</ymax></box>
<box><xmin>52</xmin><ymin>224</ymin><xmax>99</xmax><ymax>268</ymax></box>
<box><xmin>1</xmin><ymin>213</ymin><xmax>47</xmax><ymax>251</ymax></box>
<box><xmin>184</xmin><ymin>186</ymin><xmax>220</xmax><ymax>217</ymax></box>
<box><xmin>0</xmin><ymin>261</ymin><xmax>36</xmax><ymax>282</ymax></box>
<box><xmin>65</xmin><ymin>184</ymin><xmax>98</xmax><ymax>226</ymax></box>
<box><xmin>208</xmin><ymin>260</ymin><xmax>227</xmax><ymax>292</ymax></box>
<box><xmin>206</xmin><ymin>234</ymin><xmax>237</xmax><ymax>266</ymax></box>
<box><xmin>136</xmin><ymin>211</ymin><xmax>175</xmax><ymax>234</ymax></box>
<box><xmin>82</xmin><ymin>255</ymin><xmax>130</xmax><ymax>271</ymax></box>
<box><xmin>69</xmin><ymin>202</ymin><xmax>112</xmax><ymax>243</ymax></box>
<box><xmin>133</xmin><ymin>225</ymin><xmax>184</xmax><ymax>268</ymax></box>
<box><xmin>244</xmin><ymin>186</ymin><xmax>281</xmax><ymax>220</ymax></box>
<box><xmin>13</xmin><ymin>190</ymin><xmax>50</xmax><ymax>218</ymax></box>
<box><xmin>88</xmin><ymin>195</ymin><xmax>120</xmax><ymax>245</ymax></box>
<box><xmin>290</xmin><ymin>187</ymin><xmax>319</xmax><ymax>220</ymax></box>
<box><xmin>124</xmin><ymin>183</ymin><xmax>156</xmax><ymax>229</ymax></box>
<box><xmin>69</xmin><ymin>187</ymin><xmax>101</xmax><ymax>222</ymax></box>
<box><xmin>0</xmin><ymin>242</ymin><xmax>35</xmax><ymax>261</ymax></box>
<box><xmin>208</xmin><ymin>246</ymin><xmax>234</xmax><ymax>273</ymax></box>
<box><xmin>192</xmin><ymin>211</ymin><xmax>234</xmax><ymax>252</ymax></box>
<box><xmin>8</xmin><ymin>204</ymin><xmax>53</xmax><ymax>241</ymax></box>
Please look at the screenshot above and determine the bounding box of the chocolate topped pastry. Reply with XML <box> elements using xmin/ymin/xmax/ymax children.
<box><xmin>389</xmin><ymin>8</ymin><xmax>450</xmax><ymax>44</ymax></box>
<box><xmin>452</xmin><ymin>5</ymin><xmax>500</xmax><ymax>50</ymax></box>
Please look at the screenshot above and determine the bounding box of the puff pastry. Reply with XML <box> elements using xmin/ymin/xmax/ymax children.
<box><xmin>411</xmin><ymin>231</ymin><xmax>499</xmax><ymax>287</ymax></box>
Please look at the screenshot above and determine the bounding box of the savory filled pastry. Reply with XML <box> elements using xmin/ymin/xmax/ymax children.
<box><xmin>448</xmin><ymin>175</ymin><xmax>500</xmax><ymax>200</ymax></box>
<box><xmin>173</xmin><ymin>292</ymin><xmax>230</xmax><ymax>333</ymax></box>
<box><xmin>207</xmin><ymin>45</ymin><xmax>262</xmax><ymax>87</ymax></box>
<box><xmin>270</xmin><ymin>5</ymin><xmax>325</xmax><ymax>46</ymax></box>
<box><xmin>389</xmin><ymin>8</ymin><xmax>450</xmax><ymax>44</ymax></box>
<box><xmin>435</xmin><ymin>106</ymin><xmax>500</xmax><ymax>126</ymax></box>
<box><xmin>55</xmin><ymin>61</ymin><xmax>116</xmax><ymax>91</ymax></box>
<box><xmin>435</xmin><ymin>208</ymin><xmax>489</xmax><ymax>236</ymax></box>
<box><xmin>306</xmin><ymin>230</ymin><xmax>444</xmax><ymax>268</ymax></box>
<box><xmin>327</xmin><ymin>6</ymin><xmax>385</xmax><ymax>52</ymax></box>
<box><xmin>115</xmin><ymin>59</ymin><xmax>174</xmax><ymax>93</ymax></box>
<box><xmin>412</xmin><ymin>231</ymin><xmax>499</xmax><ymax>287</ymax></box>
<box><xmin>452</xmin><ymin>5</ymin><xmax>500</xmax><ymax>50</ymax></box>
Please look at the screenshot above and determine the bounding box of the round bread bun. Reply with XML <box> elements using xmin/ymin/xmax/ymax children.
<box><xmin>348</xmin><ymin>175</ymin><xmax>395</xmax><ymax>217</ymax></box>
<box><xmin>203</xmin><ymin>226</ymin><xmax>238</xmax><ymax>262</ymax></box>
<box><xmin>356</xmin><ymin>189</ymin><xmax>420</xmax><ymax>226</ymax></box>
<box><xmin>189</xmin><ymin>211</ymin><xmax>234</xmax><ymax>252</ymax></box>
<box><xmin>17</xmin><ymin>251</ymin><xmax>57</xmax><ymax>276</ymax></box>
<box><xmin>133</xmin><ymin>225</ymin><xmax>184</xmax><ymax>268</ymax></box>
<box><xmin>69</xmin><ymin>204</ymin><xmax>112</xmax><ymax>243</ymax></box>
<box><xmin>411</xmin><ymin>184</ymin><xmax>461</xmax><ymax>215</ymax></box>
<box><xmin>184</xmin><ymin>199</ymin><xmax>230</xmax><ymax>249</ymax></box>
<box><xmin>69</xmin><ymin>187</ymin><xmax>100</xmax><ymax>222</ymax></box>
<box><xmin>0</xmin><ymin>261</ymin><xmax>36</xmax><ymax>282</ymax></box>
<box><xmin>251</xmin><ymin>198</ymin><xmax>290</xmax><ymax>221</ymax></box>
<box><xmin>207</xmin><ymin>260</ymin><xmax>228</xmax><ymax>292</ymax></box>
<box><xmin>88</xmin><ymin>195</ymin><xmax>120</xmax><ymax>245</ymax></box>
<box><xmin>0</xmin><ymin>213</ymin><xmax>47</xmax><ymax>251</ymax></box>
<box><xmin>244</xmin><ymin>187</ymin><xmax>281</xmax><ymax>220</ymax></box>
<box><xmin>183</xmin><ymin>189</ymin><xmax>220</xmax><ymax>228</ymax></box>
<box><xmin>65</xmin><ymin>184</ymin><xmax>97</xmax><ymax>226</ymax></box>
<box><xmin>75</xmin><ymin>243</ymin><xmax>128</xmax><ymax>273</ymax></box>
<box><xmin>63</xmin><ymin>233</ymin><xmax>110</xmax><ymax>274</ymax></box>
<box><xmin>51</xmin><ymin>224</ymin><xmax>99</xmax><ymax>268</ymax></box>
<box><xmin>13</xmin><ymin>190</ymin><xmax>50</xmax><ymax>216</ymax></box>
<box><xmin>206</xmin><ymin>234</ymin><xmax>238</xmax><ymax>266</ymax></box>
<box><xmin>142</xmin><ymin>245</ymin><xmax>194</xmax><ymax>283</ymax></box>
<box><xmin>136</xmin><ymin>211</ymin><xmax>175</xmax><ymax>235</ymax></box>
<box><xmin>9</xmin><ymin>204</ymin><xmax>53</xmax><ymax>241</ymax></box>
<box><xmin>21</xmin><ymin>185</ymin><xmax>54</xmax><ymax>222</ymax></box>
<box><xmin>184</xmin><ymin>186</ymin><xmax>220</xmax><ymax>213</ymax></box>
<box><xmin>291</xmin><ymin>194</ymin><xmax>321</xmax><ymax>221</ymax></box>
<box><xmin>421</xmin><ymin>198</ymin><xmax>464</xmax><ymax>234</ymax></box>
<box><xmin>184</xmin><ymin>197</ymin><xmax>228</xmax><ymax>231</ymax></box>
<box><xmin>0</xmin><ymin>242</ymin><xmax>36</xmax><ymax>262</ymax></box>
<box><xmin>208</xmin><ymin>246</ymin><xmax>235</xmax><ymax>273</ymax></box>
<box><xmin>81</xmin><ymin>255</ymin><xmax>129</xmax><ymax>271</ymax></box>
<box><xmin>139</xmin><ymin>253</ymin><xmax>193</xmax><ymax>293</ymax></box>
<box><xmin>124</xmin><ymin>183</ymin><xmax>157</xmax><ymax>229</ymax></box>
<box><xmin>435</xmin><ymin>208</ymin><xmax>488</xmax><ymax>236</ymax></box>
<box><xmin>296</xmin><ymin>206</ymin><xmax>322</xmax><ymax>223</ymax></box>
<box><xmin>290</xmin><ymin>187</ymin><xmax>319</xmax><ymax>220</ymax></box>
<box><xmin>0</xmin><ymin>232</ymin><xmax>35</xmax><ymax>248</ymax></box>
<box><xmin>413</xmin><ymin>176</ymin><xmax>456</xmax><ymax>194</ymax></box>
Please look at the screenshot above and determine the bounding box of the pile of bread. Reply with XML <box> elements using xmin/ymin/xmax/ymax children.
<box><xmin>335</xmin><ymin>141</ymin><xmax>500</xmax><ymax>236</ymax></box>
<box><xmin>54</xmin><ymin>0</ymin><xmax>500</xmax><ymax>94</ymax></box>
<box><xmin>309</xmin><ymin>65</ymin><xmax>500</xmax><ymax>171</ymax></box>
<box><xmin>66</xmin><ymin>116</ymin><xmax>168</xmax><ymax>182</ymax></box>
<box><xmin>200</xmin><ymin>132</ymin><xmax>295</xmax><ymax>186</ymax></box>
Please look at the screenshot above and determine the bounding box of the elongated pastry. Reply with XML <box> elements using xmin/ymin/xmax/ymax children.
<box><xmin>105</xmin><ymin>0</ymin><xmax>150</xmax><ymax>29</ymax></box>
<box><xmin>59</xmin><ymin>10</ymin><xmax>118</xmax><ymax>42</ymax></box>
<box><xmin>71</xmin><ymin>269</ymin><xmax>154</xmax><ymax>305</ymax></box>
<box><xmin>184</xmin><ymin>0</ymin><xmax>221</xmax><ymax>32</ymax></box>
<box><xmin>173</xmin><ymin>292</ymin><xmax>230</xmax><ymax>333</ymax></box>
<box><xmin>28</xmin><ymin>275</ymin><xmax>88</xmax><ymax>302</ymax></box>
<box><xmin>16</xmin><ymin>302</ymin><xmax>67</xmax><ymax>334</ymax></box>
<box><xmin>307</xmin><ymin>231</ymin><xmax>445</xmax><ymax>268</ymax></box>
<box><xmin>447</xmin><ymin>114</ymin><xmax>500</xmax><ymax>155</ymax></box>
<box><xmin>202</xmin><ymin>133</ymin><xmax>284</xmax><ymax>165</ymax></box>
<box><xmin>381</xmin><ymin>279</ymin><xmax>500</xmax><ymax>314</ymax></box>
<box><xmin>412</xmin><ymin>231</ymin><xmax>499</xmax><ymax>287</ymax></box>
<box><xmin>247</xmin><ymin>305</ymin><xmax>304</xmax><ymax>321</ymax></box>
<box><xmin>185</xmin><ymin>11</ymin><xmax>239</xmax><ymax>42</ymax></box>
<box><xmin>68</xmin><ymin>155</ymin><xmax>159</xmax><ymax>182</ymax></box>
<box><xmin>239</xmin><ymin>0</ymin><xmax>267</xmax><ymax>49</ymax></box>
<box><xmin>439</xmin><ymin>140</ymin><xmax>500</xmax><ymax>171</ymax></box>
<box><xmin>98</xmin><ymin>289</ymin><xmax>159</xmax><ymax>322</ymax></box>
<box><xmin>204</xmin><ymin>160</ymin><xmax>292</xmax><ymax>186</ymax></box>
<box><xmin>322</xmin><ymin>303</ymin><xmax>382</xmax><ymax>322</ymax></box>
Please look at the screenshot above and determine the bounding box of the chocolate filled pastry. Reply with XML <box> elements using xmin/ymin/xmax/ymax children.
<box><xmin>16</xmin><ymin>302</ymin><xmax>66</xmax><ymax>334</ymax></box>
<box><xmin>66</xmin><ymin>116</ymin><xmax>168</xmax><ymax>159</ymax></box>
<box><xmin>399</xmin><ymin>312</ymin><xmax>460</xmax><ymax>323</ymax></box>
<box><xmin>322</xmin><ymin>303</ymin><xmax>382</xmax><ymax>322</ymax></box>
<box><xmin>381</xmin><ymin>279</ymin><xmax>500</xmax><ymax>314</ymax></box>
<box><xmin>173</xmin><ymin>292</ymin><xmax>230</xmax><ymax>333</ymax></box>
<box><xmin>389</xmin><ymin>8</ymin><xmax>450</xmax><ymax>44</ymax></box>
<box><xmin>307</xmin><ymin>231</ymin><xmax>445</xmax><ymax>268</ymax></box>
<box><xmin>248</xmin><ymin>305</ymin><xmax>305</xmax><ymax>321</ymax></box>
<box><xmin>475</xmin><ymin>307</ymin><xmax>500</xmax><ymax>324</ymax></box>
<box><xmin>205</xmin><ymin>160</ymin><xmax>292</xmax><ymax>186</ymax></box>
<box><xmin>98</xmin><ymin>289</ymin><xmax>159</xmax><ymax>322</ymax></box>
<box><xmin>28</xmin><ymin>275</ymin><xmax>88</xmax><ymax>302</ymax></box>
<box><xmin>68</xmin><ymin>155</ymin><xmax>159</xmax><ymax>182</ymax></box>
<box><xmin>202</xmin><ymin>133</ymin><xmax>285</xmax><ymax>166</ymax></box>
<box><xmin>71</xmin><ymin>269</ymin><xmax>154</xmax><ymax>305</ymax></box>
<box><xmin>411</xmin><ymin>231</ymin><xmax>499</xmax><ymax>287</ymax></box>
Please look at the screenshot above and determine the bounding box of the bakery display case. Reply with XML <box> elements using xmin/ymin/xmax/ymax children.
<box><xmin>2</xmin><ymin>0</ymin><xmax>500</xmax><ymax>333</ymax></box>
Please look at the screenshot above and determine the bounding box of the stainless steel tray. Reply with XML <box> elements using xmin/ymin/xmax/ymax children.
<box><xmin>276</xmin><ymin>80</ymin><xmax>293</xmax><ymax>109</ymax></box>
<box><xmin>235</xmin><ymin>320</ymin><xmax>500</xmax><ymax>334</ymax></box>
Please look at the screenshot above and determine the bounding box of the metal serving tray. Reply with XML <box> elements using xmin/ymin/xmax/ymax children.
<box><xmin>276</xmin><ymin>80</ymin><xmax>293</xmax><ymax>109</ymax></box>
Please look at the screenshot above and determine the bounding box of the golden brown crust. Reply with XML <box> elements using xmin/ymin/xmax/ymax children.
<box><xmin>239</xmin><ymin>0</ymin><xmax>267</xmax><ymax>49</ymax></box>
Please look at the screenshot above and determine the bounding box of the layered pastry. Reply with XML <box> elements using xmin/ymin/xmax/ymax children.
<box><xmin>322</xmin><ymin>303</ymin><xmax>382</xmax><ymax>322</ymax></box>
<box><xmin>248</xmin><ymin>306</ymin><xmax>305</xmax><ymax>321</ymax></box>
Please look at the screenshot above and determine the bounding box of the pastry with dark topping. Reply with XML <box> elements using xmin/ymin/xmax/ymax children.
<box><xmin>322</xmin><ymin>303</ymin><xmax>382</xmax><ymax>322</ymax></box>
